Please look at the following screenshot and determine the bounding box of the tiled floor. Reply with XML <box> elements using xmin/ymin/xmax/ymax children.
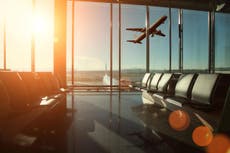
<box><xmin>0</xmin><ymin>91</ymin><xmax>204</xmax><ymax>153</ymax></box>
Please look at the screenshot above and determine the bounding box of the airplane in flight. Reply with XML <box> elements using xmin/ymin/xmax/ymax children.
<box><xmin>126</xmin><ymin>15</ymin><xmax>167</xmax><ymax>44</ymax></box>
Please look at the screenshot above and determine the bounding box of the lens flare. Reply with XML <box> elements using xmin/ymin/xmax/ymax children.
<box><xmin>207</xmin><ymin>134</ymin><xmax>230</xmax><ymax>153</ymax></box>
<box><xmin>168</xmin><ymin>110</ymin><xmax>190</xmax><ymax>131</ymax></box>
<box><xmin>192</xmin><ymin>126</ymin><xmax>213</xmax><ymax>147</ymax></box>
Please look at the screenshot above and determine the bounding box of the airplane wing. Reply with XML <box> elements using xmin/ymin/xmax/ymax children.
<box><xmin>126</xmin><ymin>28</ymin><xmax>145</xmax><ymax>32</ymax></box>
<box><xmin>151</xmin><ymin>30</ymin><xmax>166</xmax><ymax>37</ymax></box>
<box><xmin>127</xmin><ymin>40</ymin><xmax>142</xmax><ymax>44</ymax></box>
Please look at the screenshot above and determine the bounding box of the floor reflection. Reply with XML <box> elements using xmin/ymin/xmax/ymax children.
<box><xmin>0</xmin><ymin>91</ymin><xmax>204</xmax><ymax>153</ymax></box>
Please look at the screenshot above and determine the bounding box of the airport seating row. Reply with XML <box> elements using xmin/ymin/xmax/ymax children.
<box><xmin>0</xmin><ymin>71</ymin><xmax>66</xmax><ymax>143</ymax></box>
<box><xmin>131</xmin><ymin>72</ymin><xmax>230</xmax><ymax>132</ymax></box>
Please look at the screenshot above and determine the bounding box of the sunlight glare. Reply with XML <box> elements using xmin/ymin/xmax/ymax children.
<box><xmin>32</xmin><ymin>14</ymin><xmax>50</xmax><ymax>34</ymax></box>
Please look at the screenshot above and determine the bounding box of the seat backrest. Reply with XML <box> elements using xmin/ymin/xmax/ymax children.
<box><xmin>38</xmin><ymin>72</ymin><xmax>60</xmax><ymax>95</ymax></box>
<box><xmin>191</xmin><ymin>74</ymin><xmax>219</xmax><ymax>105</ymax></box>
<box><xmin>218</xmin><ymin>86</ymin><xmax>230</xmax><ymax>133</ymax></box>
<box><xmin>149</xmin><ymin>73</ymin><xmax>163</xmax><ymax>90</ymax></box>
<box><xmin>19</xmin><ymin>72</ymin><xmax>43</xmax><ymax>101</ymax></box>
<box><xmin>175</xmin><ymin>74</ymin><xmax>197</xmax><ymax>98</ymax></box>
<box><xmin>0</xmin><ymin>80</ymin><xmax>11</xmax><ymax>120</ymax></box>
<box><xmin>0</xmin><ymin>72</ymin><xmax>31</xmax><ymax>112</ymax></box>
<box><xmin>141</xmin><ymin>73</ymin><xmax>152</xmax><ymax>88</ymax></box>
<box><xmin>157</xmin><ymin>73</ymin><xmax>173</xmax><ymax>92</ymax></box>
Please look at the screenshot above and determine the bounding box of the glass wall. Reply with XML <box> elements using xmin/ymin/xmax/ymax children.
<box><xmin>215</xmin><ymin>12</ymin><xmax>230</xmax><ymax>73</ymax></box>
<box><xmin>183</xmin><ymin>10</ymin><xmax>209</xmax><ymax>72</ymax></box>
<box><xmin>66</xmin><ymin>1</ymin><xmax>73</xmax><ymax>85</ymax></box>
<box><xmin>0</xmin><ymin>0</ymin><xmax>54</xmax><ymax>72</ymax></box>
<box><xmin>63</xmin><ymin>2</ymin><xmax>230</xmax><ymax>88</ymax></box>
<box><xmin>0</xmin><ymin>12</ymin><xmax>3</xmax><ymax>69</ymax></box>
<box><xmin>5</xmin><ymin>0</ymin><xmax>32</xmax><ymax>71</ymax></box>
<box><xmin>74</xmin><ymin>2</ymin><xmax>110</xmax><ymax>86</ymax></box>
<box><xmin>149</xmin><ymin>6</ymin><xmax>169</xmax><ymax>72</ymax></box>
<box><xmin>171</xmin><ymin>8</ymin><xmax>179</xmax><ymax>72</ymax></box>
<box><xmin>34</xmin><ymin>0</ymin><xmax>54</xmax><ymax>71</ymax></box>
<box><xmin>121</xmin><ymin>4</ymin><xmax>146</xmax><ymax>82</ymax></box>
<box><xmin>112</xmin><ymin>4</ymin><xmax>119</xmax><ymax>83</ymax></box>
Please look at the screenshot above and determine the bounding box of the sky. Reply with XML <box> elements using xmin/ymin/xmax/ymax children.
<box><xmin>0</xmin><ymin>0</ymin><xmax>229</xmax><ymax>71</ymax></box>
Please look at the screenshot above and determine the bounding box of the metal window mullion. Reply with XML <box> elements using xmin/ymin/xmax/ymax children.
<box><xmin>71</xmin><ymin>0</ymin><xmax>75</xmax><ymax>85</ymax></box>
<box><xmin>178</xmin><ymin>9</ymin><xmax>183</xmax><ymax>72</ymax></box>
<box><xmin>146</xmin><ymin>5</ymin><xmax>150</xmax><ymax>73</ymax></box>
<box><xmin>169</xmin><ymin>7</ymin><xmax>172</xmax><ymax>72</ymax></box>
<box><xmin>110</xmin><ymin>3</ymin><xmax>113</xmax><ymax>91</ymax></box>
<box><xmin>211</xmin><ymin>10</ymin><xmax>215</xmax><ymax>73</ymax></box>
<box><xmin>3</xmin><ymin>17</ymin><xmax>6</xmax><ymax>70</ymax></box>
<box><xmin>118</xmin><ymin>3</ymin><xmax>121</xmax><ymax>90</ymax></box>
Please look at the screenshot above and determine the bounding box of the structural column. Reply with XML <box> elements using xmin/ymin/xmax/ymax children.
<box><xmin>54</xmin><ymin>0</ymin><xmax>67</xmax><ymax>88</ymax></box>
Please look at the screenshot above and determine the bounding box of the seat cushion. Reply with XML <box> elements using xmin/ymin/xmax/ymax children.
<box><xmin>165</xmin><ymin>96</ymin><xmax>189</xmax><ymax>107</ymax></box>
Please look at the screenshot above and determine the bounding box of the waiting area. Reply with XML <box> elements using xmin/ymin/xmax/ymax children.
<box><xmin>0</xmin><ymin>71</ymin><xmax>229</xmax><ymax>153</ymax></box>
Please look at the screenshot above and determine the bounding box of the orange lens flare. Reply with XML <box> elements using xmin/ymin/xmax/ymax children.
<box><xmin>192</xmin><ymin>126</ymin><xmax>213</xmax><ymax>147</ymax></box>
<box><xmin>207</xmin><ymin>134</ymin><xmax>230</xmax><ymax>153</ymax></box>
<box><xmin>168</xmin><ymin>110</ymin><xmax>190</xmax><ymax>131</ymax></box>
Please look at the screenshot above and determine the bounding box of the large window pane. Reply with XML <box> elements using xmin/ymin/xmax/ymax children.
<box><xmin>215</xmin><ymin>13</ymin><xmax>230</xmax><ymax>73</ymax></box>
<box><xmin>5</xmin><ymin>0</ymin><xmax>32</xmax><ymax>71</ymax></box>
<box><xmin>112</xmin><ymin>4</ymin><xmax>119</xmax><ymax>83</ymax></box>
<box><xmin>75</xmin><ymin>2</ymin><xmax>110</xmax><ymax>86</ymax></box>
<box><xmin>35</xmin><ymin>0</ymin><xmax>54</xmax><ymax>71</ymax></box>
<box><xmin>150</xmin><ymin>7</ymin><xmax>169</xmax><ymax>72</ymax></box>
<box><xmin>121</xmin><ymin>4</ymin><xmax>146</xmax><ymax>82</ymax></box>
<box><xmin>66</xmin><ymin>1</ymin><xmax>73</xmax><ymax>85</ymax></box>
<box><xmin>183</xmin><ymin>10</ymin><xmax>209</xmax><ymax>72</ymax></box>
<box><xmin>0</xmin><ymin>11</ymin><xmax>3</xmax><ymax>69</ymax></box>
<box><xmin>171</xmin><ymin>8</ymin><xmax>179</xmax><ymax>72</ymax></box>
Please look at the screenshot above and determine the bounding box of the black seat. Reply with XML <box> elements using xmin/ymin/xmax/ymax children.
<box><xmin>142</xmin><ymin>73</ymin><xmax>174</xmax><ymax>105</ymax></box>
<box><xmin>0</xmin><ymin>72</ymin><xmax>31</xmax><ymax>112</ymax></box>
<box><xmin>164</xmin><ymin>74</ymin><xmax>197</xmax><ymax>107</ymax></box>
<box><xmin>0</xmin><ymin>80</ymin><xmax>11</xmax><ymax>122</ymax></box>
<box><xmin>145</xmin><ymin>73</ymin><xmax>163</xmax><ymax>92</ymax></box>
<box><xmin>189</xmin><ymin>74</ymin><xmax>223</xmax><ymax>111</ymax></box>
<box><xmin>19</xmin><ymin>72</ymin><xmax>44</xmax><ymax>103</ymax></box>
<box><xmin>129</xmin><ymin>73</ymin><xmax>153</xmax><ymax>91</ymax></box>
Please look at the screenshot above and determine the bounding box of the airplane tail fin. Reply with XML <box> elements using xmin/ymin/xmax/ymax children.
<box><xmin>127</xmin><ymin>40</ymin><xmax>142</xmax><ymax>44</ymax></box>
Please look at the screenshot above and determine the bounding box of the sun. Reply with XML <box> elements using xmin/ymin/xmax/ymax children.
<box><xmin>33</xmin><ymin>14</ymin><xmax>49</xmax><ymax>34</ymax></box>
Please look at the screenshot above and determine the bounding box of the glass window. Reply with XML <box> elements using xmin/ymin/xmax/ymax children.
<box><xmin>34</xmin><ymin>0</ymin><xmax>54</xmax><ymax>71</ymax></box>
<box><xmin>75</xmin><ymin>2</ymin><xmax>110</xmax><ymax>86</ymax></box>
<box><xmin>121</xmin><ymin>4</ymin><xmax>146</xmax><ymax>82</ymax></box>
<box><xmin>66</xmin><ymin>1</ymin><xmax>73</xmax><ymax>85</ymax></box>
<box><xmin>215</xmin><ymin>13</ymin><xmax>230</xmax><ymax>73</ymax></box>
<box><xmin>171</xmin><ymin>8</ymin><xmax>179</xmax><ymax>72</ymax></box>
<box><xmin>0</xmin><ymin>11</ymin><xmax>3</xmax><ymax>69</ymax></box>
<box><xmin>183</xmin><ymin>10</ymin><xmax>209</xmax><ymax>72</ymax></box>
<box><xmin>5</xmin><ymin>0</ymin><xmax>32</xmax><ymax>71</ymax></box>
<box><xmin>112</xmin><ymin>4</ymin><xmax>119</xmax><ymax>84</ymax></box>
<box><xmin>149</xmin><ymin>6</ymin><xmax>169</xmax><ymax>72</ymax></box>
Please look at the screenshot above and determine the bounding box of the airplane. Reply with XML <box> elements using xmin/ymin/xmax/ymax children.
<box><xmin>126</xmin><ymin>15</ymin><xmax>167</xmax><ymax>44</ymax></box>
